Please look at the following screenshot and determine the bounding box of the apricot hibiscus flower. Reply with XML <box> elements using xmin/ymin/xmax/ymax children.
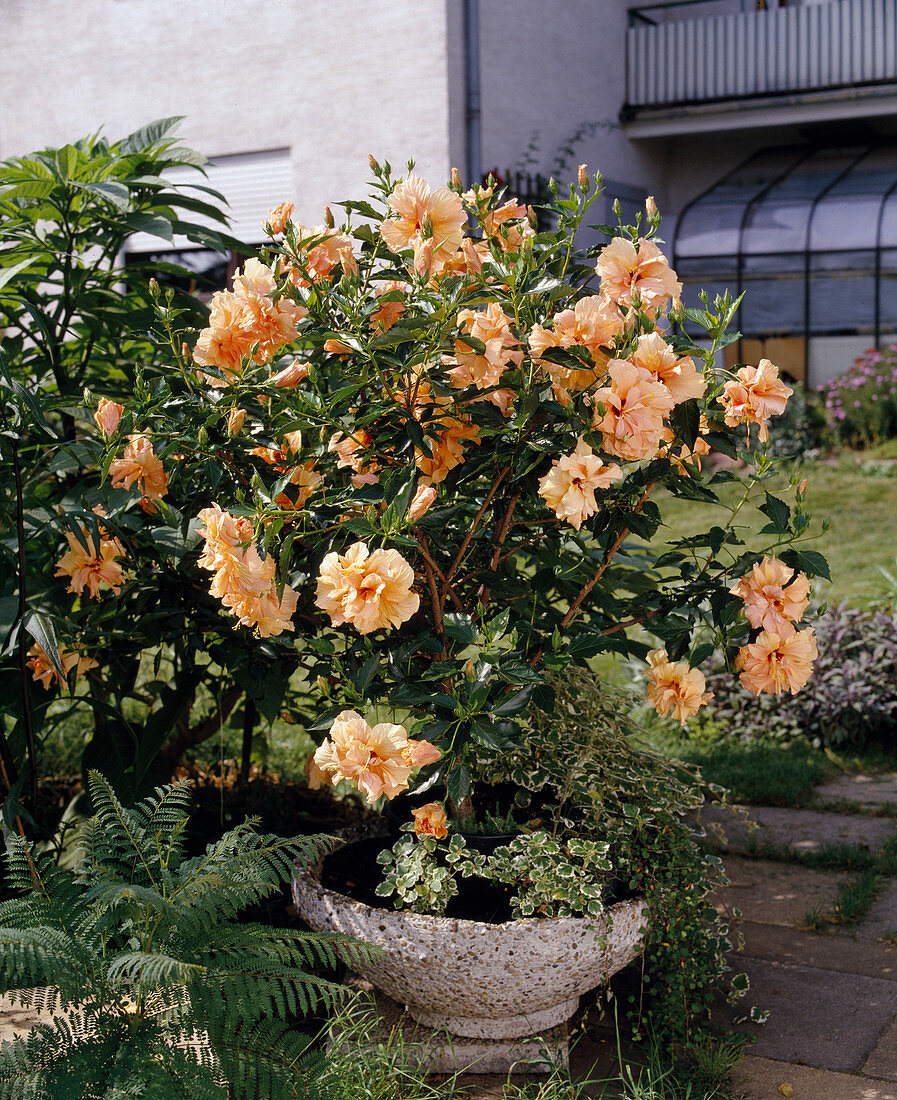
<box><xmin>27</xmin><ymin>643</ymin><xmax>98</xmax><ymax>691</ymax></box>
<box><xmin>412</xmin><ymin>803</ymin><xmax>449</xmax><ymax>838</ymax></box>
<box><xmin>447</xmin><ymin>302</ymin><xmax>523</xmax><ymax>400</ymax></box>
<box><xmin>314</xmin><ymin>710</ymin><xmax>441</xmax><ymax>804</ymax></box>
<box><xmin>538</xmin><ymin>439</ymin><xmax>622</xmax><ymax>529</ymax></box>
<box><xmin>197</xmin><ymin>504</ymin><xmax>298</xmax><ymax>637</ymax></box>
<box><xmin>736</xmin><ymin>628</ymin><xmax>818</xmax><ymax>695</ymax></box>
<box><xmin>596</xmin><ymin>236</ymin><xmax>682</xmax><ymax>316</ymax></box>
<box><xmin>645</xmin><ymin>649</ymin><xmax>713</xmax><ymax>725</ymax></box>
<box><xmin>108</xmin><ymin>434</ymin><xmax>168</xmax><ymax>501</ymax></box>
<box><xmin>630</xmin><ymin>332</ymin><xmax>706</xmax><ymax>404</ymax></box>
<box><xmin>528</xmin><ymin>296</ymin><xmax>623</xmax><ymax>404</ymax></box>
<box><xmin>315</xmin><ymin>541</ymin><xmax>419</xmax><ymax>634</ymax></box>
<box><xmin>380</xmin><ymin>175</ymin><xmax>465</xmax><ymax>274</ymax></box>
<box><xmin>718</xmin><ymin>359</ymin><xmax>792</xmax><ymax>442</ymax></box>
<box><xmin>414</xmin><ymin>415</ymin><xmax>480</xmax><ymax>485</ymax></box>
<box><xmin>731</xmin><ymin>557</ymin><xmax>811</xmax><ymax>635</ymax></box>
<box><xmin>54</xmin><ymin>524</ymin><xmax>126</xmax><ymax>599</ymax></box>
<box><xmin>592</xmin><ymin>359</ymin><xmax>675</xmax><ymax>461</ymax></box>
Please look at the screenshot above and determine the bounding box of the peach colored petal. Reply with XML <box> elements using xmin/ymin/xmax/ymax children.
<box><xmin>315</xmin><ymin>541</ymin><xmax>419</xmax><ymax>634</ymax></box>
<box><xmin>645</xmin><ymin>648</ymin><xmax>712</xmax><ymax>724</ymax></box>
<box><xmin>412</xmin><ymin>803</ymin><xmax>449</xmax><ymax>838</ymax></box>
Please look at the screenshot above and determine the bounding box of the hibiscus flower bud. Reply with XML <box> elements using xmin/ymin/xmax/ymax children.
<box><xmin>94</xmin><ymin>398</ymin><xmax>124</xmax><ymax>437</ymax></box>
<box><xmin>578</xmin><ymin>163</ymin><xmax>589</xmax><ymax>191</ymax></box>
<box><xmin>227</xmin><ymin>407</ymin><xmax>246</xmax><ymax>435</ymax></box>
<box><xmin>324</xmin><ymin>206</ymin><xmax>334</xmax><ymax>228</ymax></box>
<box><xmin>646</xmin><ymin>195</ymin><xmax>658</xmax><ymax>218</ymax></box>
<box><xmin>451</xmin><ymin>166</ymin><xmax>462</xmax><ymax>190</ymax></box>
<box><xmin>403</xmin><ymin>739</ymin><xmax>441</xmax><ymax>767</ymax></box>
<box><xmin>272</xmin><ymin>360</ymin><xmax>309</xmax><ymax>388</ymax></box>
<box><xmin>408</xmin><ymin>485</ymin><xmax>436</xmax><ymax>521</ymax></box>
<box><xmin>368</xmin><ymin>154</ymin><xmax>380</xmax><ymax>174</ymax></box>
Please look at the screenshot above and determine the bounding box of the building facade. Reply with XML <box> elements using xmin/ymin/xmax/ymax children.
<box><xmin>3</xmin><ymin>0</ymin><xmax>896</xmax><ymax>386</ymax></box>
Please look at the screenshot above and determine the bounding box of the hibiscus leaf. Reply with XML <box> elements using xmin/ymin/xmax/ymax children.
<box><xmin>759</xmin><ymin>492</ymin><xmax>791</xmax><ymax>533</ymax></box>
<box><xmin>780</xmin><ymin>548</ymin><xmax>831</xmax><ymax>582</ymax></box>
<box><xmin>23</xmin><ymin>610</ymin><xmax>66</xmax><ymax>683</ymax></box>
<box><xmin>669</xmin><ymin>399</ymin><xmax>700</xmax><ymax>450</ymax></box>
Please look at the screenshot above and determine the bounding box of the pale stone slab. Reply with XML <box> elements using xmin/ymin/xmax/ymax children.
<box><xmin>815</xmin><ymin>774</ymin><xmax>897</xmax><ymax>809</ymax></box>
<box><xmin>865</xmin><ymin>1017</ymin><xmax>897</xmax><ymax>1082</ymax></box>
<box><xmin>735</xmin><ymin>920</ymin><xmax>897</xmax><ymax>983</ymax></box>
<box><xmin>717</xmin><ymin>957</ymin><xmax>897</xmax><ymax>1073</ymax></box>
<box><xmin>715</xmin><ymin>855</ymin><xmax>847</xmax><ymax>927</ymax></box>
<box><xmin>735</xmin><ymin>1054</ymin><xmax>897</xmax><ymax>1100</ymax></box>
<box><xmin>696</xmin><ymin>804</ymin><xmax>895</xmax><ymax>855</ymax></box>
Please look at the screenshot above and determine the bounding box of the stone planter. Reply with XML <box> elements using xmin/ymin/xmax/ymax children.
<box><xmin>292</xmin><ymin>843</ymin><xmax>648</xmax><ymax>1041</ymax></box>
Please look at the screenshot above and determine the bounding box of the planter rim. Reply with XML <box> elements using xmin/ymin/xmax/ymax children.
<box><xmin>295</xmin><ymin>835</ymin><xmax>643</xmax><ymax>932</ymax></box>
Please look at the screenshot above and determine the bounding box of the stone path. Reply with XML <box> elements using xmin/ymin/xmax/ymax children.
<box><xmin>707</xmin><ymin>774</ymin><xmax>897</xmax><ymax>1098</ymax></box>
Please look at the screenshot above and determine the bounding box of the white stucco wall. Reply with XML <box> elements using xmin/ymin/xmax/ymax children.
<box><xmin>0</xmin><ymin>0</ymin><xmax>456</xmax><ymax>228</ymax></box>
<box><xmin>475</xmin><ymin>0</ymin><xmax>666</xmax><ymax>205</ymax></box>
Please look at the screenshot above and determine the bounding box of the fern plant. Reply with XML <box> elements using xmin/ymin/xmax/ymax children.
<box><xmin>0</xmin><ymin>771</ymin><xmax>373</xmax><ymax>1100</ymax></box>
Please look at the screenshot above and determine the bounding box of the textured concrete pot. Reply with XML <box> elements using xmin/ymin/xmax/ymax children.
<box><xmin>292</xmin><ymin>843</ymin><xmax>648</xmax><ymax>1040</ymax></box>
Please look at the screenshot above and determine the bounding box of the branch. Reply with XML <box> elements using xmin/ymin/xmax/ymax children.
<box><xmin>11</xmin><ymin>440</ymin><xmax>36</xmax><ymax>806</ymax></box>
<box><xmin>478</xmin><ymin>488</ymin><xmax>522</xmax><ymax>608</ymax></box>
<box><xmin>528</xmin><ymin>481</ymin><xmax>659</xmax><ymax>666</ymax></box>
<box><xmin>416</xmin><ymin>535</ymin><xmax>463</xmax><ymax>612</ymax></box>
<box><xmin>440</xmin><ymin>466</ymin><xmax>509</xmax><ymax>606</ymax></box>
<box><xmin>161</xmin><ymin>687</ymin><xmax>243</xmax><ymax>766</ymax></box>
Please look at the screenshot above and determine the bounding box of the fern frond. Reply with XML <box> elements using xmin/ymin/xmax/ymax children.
<box><xmin>205</xmin><ymin>1019</ymin><xmax>329</xmax><ymax>1100</ymax></box>
<box><xmin>106</xmin><ymin>951</ymin><xmax>204</xmax><ymax>990</ymax></box>
<box><xmin>86</xmin><ymin>773</ymin><xmax>160</xmax><ymax>890</ymax></box>
<box><xmin>0</xmin><ymin>929</ymin><xmax>95</xmax><ymax>999</ymax></box>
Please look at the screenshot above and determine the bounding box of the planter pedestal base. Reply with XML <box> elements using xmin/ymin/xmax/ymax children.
<box><xmin>333</xmin><ymin>977</ymin><xmax>568</xmax><ymax>1075</ymax></box>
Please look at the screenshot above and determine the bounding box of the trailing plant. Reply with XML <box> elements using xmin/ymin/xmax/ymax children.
<box><xmin>0</xmin><ymin>771</ymin><xmax>374</xmax><ymax>1100</ymax></box>
<box><xmin>471</xmin><ymin>670</ymin><xmax>743</xmax><ymax>1049</ymax></box>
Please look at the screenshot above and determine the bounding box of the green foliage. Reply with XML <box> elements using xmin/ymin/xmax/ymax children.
<box><xmin>484</xmin><ymin>833</ymin><xmax>611</xmax><ymax>918</ymax></box>
<box><xmin>0</xmin><ymin>771</ymin><xmax>375</xmax><ymax>1099</ymax></box>
<box><xmin>375</xmin><ymin>830</ymin><xmax>478</xmax><ymax>914</ymax></box>
<box><xmin>375</xmin><ymin>826</ymin><xmax>611</xmax><ymax>919</ymax></box>
<box><xmin>0</xmin><ymin>121</ymin><xmax>313</xmax><ymax>815</ymax></box>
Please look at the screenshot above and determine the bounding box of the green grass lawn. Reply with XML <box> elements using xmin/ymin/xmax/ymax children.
<box><xmin>650</xmin><ymin>457</ymin><xmax>897</xmax><ymax>607</ymax></box>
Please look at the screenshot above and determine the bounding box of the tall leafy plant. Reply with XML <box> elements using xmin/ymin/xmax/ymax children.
<box><xmin>0</xmin><ymin>772</ymin><xmax>371</xmax><ymax>1099</ymax></box>
<box><xmin>0</xmin><ymin>121</ymin><xmax>304</xmax><ymax>814</ymax></box>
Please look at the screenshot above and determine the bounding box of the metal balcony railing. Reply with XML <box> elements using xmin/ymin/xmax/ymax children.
<box><xmin>626</xmin><ymin>0</ymin><xmax>897</xmax><ymax>110</ymax></box>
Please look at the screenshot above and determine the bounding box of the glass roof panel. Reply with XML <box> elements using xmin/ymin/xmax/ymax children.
<box><xmin>809</xmin><ymin>146</ymin><xmax>897</xmax><ymax>252</ymax></box>
<box><xmin>741</xmin><ymin>148</ymin><xmax>864</xmax><ymax>255</ymax></box>
<box><xmin>674</xmin><ymin>148</ymin><xmax>805</xmax><ymax>259</ymax></box>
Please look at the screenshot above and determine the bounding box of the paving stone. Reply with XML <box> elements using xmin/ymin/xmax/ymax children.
<box><xmin>815</xmin><ymin>774</ymin><xmax>897</xmax><ymax>809</ymax></box>
<box><xmin>0</xmin><ymin>993</ymin><xmax>55</xmax><ymax>1044</ymax></box>
<box><xmin>715</xmin><ymin>855</ymin><xmax>847</xmax><ymax>927</ymax></box>
<box><xmin>735</xmin><ymin>1054</ymin><xmax>897</xmax><ymax>1100</ymax></box>
<box><xmin>734</xmin><ymin>920</ymin><xmax>897</xmax><ymax>983</ymax></box>
<box><xmin>865</xmin><ymin>1017</ymin><xmax>897</xmax><ymax>1082</ymax></box>
<box><xmin>696</xmin><ymin>804</ymin><xmax>895</xmax><ymax>855</ymax></box>
<box><xmin>851</xmin><ymin>878</ymin><xmax>897</xmax><ymax>941</ymax></box>
<box><xmin>716</xmin><ymin>957</ymin><xmax>897</xmax><ymax>1073</ymax></box>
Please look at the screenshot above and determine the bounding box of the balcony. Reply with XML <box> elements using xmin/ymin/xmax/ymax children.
<box><xmin>624</xmin><ymin>0</ymin><xmax>897</xmax><ymax>135</ymax></box>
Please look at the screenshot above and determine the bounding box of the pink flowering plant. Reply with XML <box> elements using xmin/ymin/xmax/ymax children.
<box><xmin>4</xmin><ymin>151</ymin><xmax>830</xmax><ymax>868</ymax></box>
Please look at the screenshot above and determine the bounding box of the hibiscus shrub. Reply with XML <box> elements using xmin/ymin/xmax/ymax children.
<box><xmin>0</xmin><ymin>120</ymin><xmax>298</xmax><ymax>813</ymax></box>
<box><xmin>3</xmin><ymin>146</ymin><xmax>829</xmax><ymax>840</ymax></box>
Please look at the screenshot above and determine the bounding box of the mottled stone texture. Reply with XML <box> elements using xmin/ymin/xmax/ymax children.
<box><xmin>292</xmin><ymin>852</ymin><xmax>647</xmax><ymax>1040</ymax></box>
